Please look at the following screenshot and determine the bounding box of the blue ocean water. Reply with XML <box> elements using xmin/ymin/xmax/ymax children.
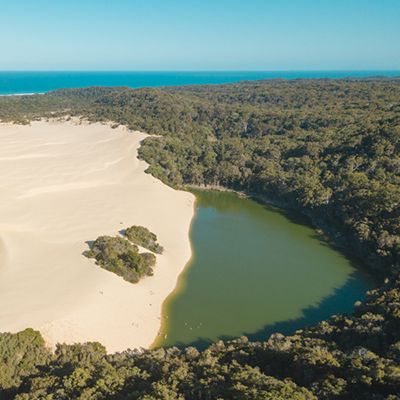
<box><xmin>0</xmin><ymin>71</ymin><xmax>399</xmax><ymax>95</ymax></box>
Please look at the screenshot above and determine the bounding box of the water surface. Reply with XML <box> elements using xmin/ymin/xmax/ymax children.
<box><xmin>157</xmin><ymin>190</ymin><xmax>374</xmax><ymax>349</ymax></box>
<box><xmin>0</xmin><ymin>70</ymin><xmax>399</xmax><ymax>95</ymax></box>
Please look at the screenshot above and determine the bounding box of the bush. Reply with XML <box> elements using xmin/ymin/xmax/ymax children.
<box><xmin>125</xmin><ymin>225</ymin><xmax>164</xmax><ymax>254</ymax></box>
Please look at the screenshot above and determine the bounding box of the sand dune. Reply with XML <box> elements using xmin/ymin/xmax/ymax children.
<box><xmin>0</xmin><ymin>120</ymin><xmax>194</xmax><ymax>352</ymax></box>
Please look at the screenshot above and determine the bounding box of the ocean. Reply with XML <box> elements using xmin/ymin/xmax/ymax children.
<box><xmin>0</xmin><ymin>71</ymin><xmax>399</xmax><ymax>95</ymax></box>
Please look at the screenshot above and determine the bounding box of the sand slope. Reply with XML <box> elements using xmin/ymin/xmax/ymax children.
<box><xmin>0</xmin><ymin>120</ymin><xmax>194</xmax><ymax>352</ymax></box>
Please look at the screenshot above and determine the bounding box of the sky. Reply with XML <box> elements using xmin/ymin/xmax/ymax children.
<box><xmin>0</xmin><ymin>0</ymin><xmax>399</xmax><ymax>71</ymax></box>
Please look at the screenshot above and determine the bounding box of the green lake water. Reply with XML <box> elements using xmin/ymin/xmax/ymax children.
<box><xmin>156</xmin><ymin>190</ymin><xmax>374</xmax><ymax>349</ymax></box>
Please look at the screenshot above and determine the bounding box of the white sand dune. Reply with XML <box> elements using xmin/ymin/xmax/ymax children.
<box><xmin>0</xmin><ymin>120</ymin><xmax>194</xmax><ymax>353</ymax></box>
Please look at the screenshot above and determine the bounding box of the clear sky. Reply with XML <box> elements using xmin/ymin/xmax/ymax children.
<box><xmin>1</xmin><ymin>0</ymin><xmax>399</xmax><ymax>71</ymax></box>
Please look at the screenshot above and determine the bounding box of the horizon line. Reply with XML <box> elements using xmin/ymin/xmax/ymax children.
<box><xmin>1</xmin><ymin>69</ymin><xmax>400</xmax><ymax>73</ymax></box>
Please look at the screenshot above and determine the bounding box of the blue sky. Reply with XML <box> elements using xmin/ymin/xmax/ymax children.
<box><xmin>0</xmin><ymin>0</ymin><xmax>399</xmax><ymax>70</ymax></box>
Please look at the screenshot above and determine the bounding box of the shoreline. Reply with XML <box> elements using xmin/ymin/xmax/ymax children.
<box><xmin>0</xmin><ymin>119</ymin><xmax>195</xmax><ymax>353</ymax></box>
<box><xmin>150</xmin><ymin>193</ymin><xmax>199</xmax><ymax>349</ymax></box>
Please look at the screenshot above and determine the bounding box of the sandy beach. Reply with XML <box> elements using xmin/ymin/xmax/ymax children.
<box><xmin>0</xmin><ymin>120</ymin><xmax>194</xmax><ymax>353</ymax></box>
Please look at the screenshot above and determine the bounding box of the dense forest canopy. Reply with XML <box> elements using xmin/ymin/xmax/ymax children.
<box><xmin>0</xmin><ymin>78</ymin><xmax>399</xmax><ymax>399</ymax></box>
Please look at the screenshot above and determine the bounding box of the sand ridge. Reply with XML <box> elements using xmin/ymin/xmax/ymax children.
<box><xmin>0</xmin><ymin>120</ymin><xmax>194</xmax><ymax>352</ymax></box>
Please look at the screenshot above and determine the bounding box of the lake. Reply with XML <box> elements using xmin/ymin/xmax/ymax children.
<box><xmin>155</xmin><ymin>190</ymin><xmax>374</xmax><ymax>349</ymax></box>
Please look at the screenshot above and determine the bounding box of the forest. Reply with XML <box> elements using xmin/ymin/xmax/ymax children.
<box><xmin>0</xmin><ymin>78</ymin><xmax>399</xmax><ymax>399</ymax></box>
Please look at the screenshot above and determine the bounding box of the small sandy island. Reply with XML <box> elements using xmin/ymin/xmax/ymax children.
<box><xmin>0</xmin><ymin>120</ymin><xmax>194</xmax><ymax>352</ymax></box>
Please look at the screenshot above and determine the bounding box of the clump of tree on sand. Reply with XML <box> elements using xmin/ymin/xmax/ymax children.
<box><xmin>84</xmin><ymin>225</ymin><xmax>163</xmax><ymax>283</ymax></box>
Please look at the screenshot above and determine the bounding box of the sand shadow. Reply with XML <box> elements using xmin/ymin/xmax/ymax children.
<box><xmin>81</xmin><ymin>240</ymin><xmax>94</xmax><ymax>256</ymax></box>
